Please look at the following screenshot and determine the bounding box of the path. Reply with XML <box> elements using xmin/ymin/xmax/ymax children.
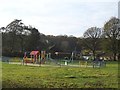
<box><xmin>9</xmin><ymin>62</ymin><xmax>94</xmax><ymax>68</ymax></box>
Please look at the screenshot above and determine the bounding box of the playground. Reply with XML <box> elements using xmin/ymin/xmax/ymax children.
<box><xmin>3</xmin><ymin>50</ymin><xmax>107</xmax><ymax>68</ymax></box>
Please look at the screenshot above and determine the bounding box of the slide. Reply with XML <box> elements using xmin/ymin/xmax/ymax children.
<box><xmin>49</xmin><ymin>58</ymin><xmax>61</xmax><ymax>65</ymax></box>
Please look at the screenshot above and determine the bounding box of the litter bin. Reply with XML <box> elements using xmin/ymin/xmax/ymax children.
<box><xmin>65</xmin><ymin>61</ymin><xmax>68</xmax><ymax>65</ymax></box>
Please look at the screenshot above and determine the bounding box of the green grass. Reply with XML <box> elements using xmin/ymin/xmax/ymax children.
<box><xmin>9</xmin><ymin>57</ymin><xmax>22</xmax><ymax>62</ymax></box>
<box><xmin>2</xmin><ymin>61</ymin><xmax>118</xmax><ymax>88</ymax></box>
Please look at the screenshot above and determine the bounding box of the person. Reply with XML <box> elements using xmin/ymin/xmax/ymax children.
<box><xmin>100</xmin><ymin>57</ymin><xmax>106</xmax><ymax>67</ymax></box>
<box><xmin>93</xmin><ymin>56</ymin><xmax>100</xmax><ymax>68</ymax></box>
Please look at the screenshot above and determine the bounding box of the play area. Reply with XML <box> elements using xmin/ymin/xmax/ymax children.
<box><xmin>6</xmin><ymin>50</ymin><xmax>106</xmax><ymax>68</ymax></box>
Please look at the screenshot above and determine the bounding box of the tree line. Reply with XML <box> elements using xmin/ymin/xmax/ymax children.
<box><xmin>0</xmin><ymin>17</ymin><xmax>120</xmax><ymax>60</ymax></box>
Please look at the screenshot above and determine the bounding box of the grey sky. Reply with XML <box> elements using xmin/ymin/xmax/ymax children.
<box><xmin>0</xmin><ymin>0</ymin><xmax>119</xmax><ymax>37</ymax></box>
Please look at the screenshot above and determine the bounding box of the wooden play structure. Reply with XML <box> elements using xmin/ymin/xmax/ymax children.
<box><xmin>30</xmin><ymin>51</ymin><xmax>40</xmax><ymax>63</ymax></box>
<box><xmin>40</xmin><ymin>51</ymin><xmax>46</xmax><ymax>64</ymax></box>
<box><xmin>23</xmin><ymin>51</ymin><xmax>46</xmax><ymax>65</ymax></box>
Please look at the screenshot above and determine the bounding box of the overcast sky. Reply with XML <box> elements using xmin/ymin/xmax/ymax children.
<box><xmin>0</xmin><ymin>0</ymin><xmax>119</xmax><ymax>37</ymax></box>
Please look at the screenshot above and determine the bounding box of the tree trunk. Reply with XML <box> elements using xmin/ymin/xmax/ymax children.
<box><xmin>117</xmin><ymin>53</ymin><xmax>120</xmax><ymax>61</ymax></box>
<box><xmin>11</xmin><ymin>34</ymin><xmax>15</xmax><ymax>52</ymax></box>
<box><xmin>113</xmin><ymin>53</ymin><xmax>117</xmax><ymax>61</ymax></box>
<box><xmin>93</xmin><ymin>50</ymin><xmax>96</xmax><ymax>60</ymax></box>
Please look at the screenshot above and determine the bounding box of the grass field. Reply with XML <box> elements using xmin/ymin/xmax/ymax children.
<box><xmin>2</xmin><ymin>61</ymin><xmax>118</xmax><ymax>88</ymax></box>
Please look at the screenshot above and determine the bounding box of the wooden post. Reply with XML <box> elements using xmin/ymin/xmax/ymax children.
<box><xmin>39</xmin><ymin>54</ymin><xmax>41</xmax><ymax>67</ymax></box>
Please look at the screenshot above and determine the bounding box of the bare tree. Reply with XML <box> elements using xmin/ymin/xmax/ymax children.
<box><xmin>83</xmin><ymin>27</ymin><xmax>102</xmax><ymax>60</ymax></box>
